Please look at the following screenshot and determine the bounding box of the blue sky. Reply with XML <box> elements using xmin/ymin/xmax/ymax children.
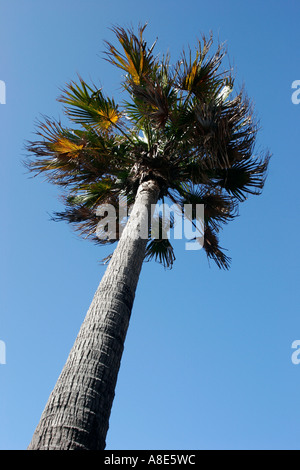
<box><xmin>1</xmin><ymin>0</ymin><xmax>300</xmax><ymax>450</ymax></box>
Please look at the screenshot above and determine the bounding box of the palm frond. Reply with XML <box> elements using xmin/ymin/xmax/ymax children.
<box><xmin>54</xmin><ymin>190</ymin><xmax>130</xmax><ymax>244</ymax></box>
<box><xmin>104</xmin><ymin>24</ymin><xmax>157</xmax><ymax>86</ymax></box>
<box><xmin>203</xmin><ymin>225</ymin><xmax>231</xmax><ymax>270</ymax></box>
<box><xmin>52</xmin><ymin>205</ymin><xmax>104</xmax><ymax>241</ymax></box>
<box><xmin>59</xmin><ymin>77</ymin><xmax>121</xmax><ymax>131</ymax></box>
<box><xmin>129</xmin><ymin>80</ymin><xmax>171</xmax><ymax>128</ymax></box>
<box><xmin>211</xmin><ymin>152</ymin><xmax>271</xmax><ymax>201</ymax></box>
<box><xmin>173</xmin><ymin>183</ymin><xmax>237</xmax><ymax>231</ymax></box>
<box><xmin>127</xmin><ymin>54</ymin><xmax>178</xmax><ymax>129</ymax></box>
<box><xmin>177</xmin><ymin>34</ymin><xmax>229</xmax><ymax>101</ymax></box>
<box><xmin>25</xmin><ymin>115</ymin><xmax>134</xmax><ymax>188</ymax></box>
<box><xmin>145</xmin><ymin>238</ymin><xmax>175</xmax><ymax>269</ymax></box>
<box><xmin>66</xmin><ymin>179</ymin><xmax>116</xmax><ymax>208</ymax></box>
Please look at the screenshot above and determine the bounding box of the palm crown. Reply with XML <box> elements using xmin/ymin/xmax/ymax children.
<box><xmin>26</xmin><ymin>24</ymin><xmax>270</xmax><ymax>270</ymax></box>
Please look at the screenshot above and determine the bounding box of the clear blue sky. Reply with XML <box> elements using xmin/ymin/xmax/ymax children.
<box><xmin>1</xmin><ymin>0</ymin><xmax>300</xmax><ymax>450</ymax></box>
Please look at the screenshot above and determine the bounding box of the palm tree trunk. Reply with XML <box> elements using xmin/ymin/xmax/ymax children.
<box><xmin>28</xmin><ymin>179</ymin><xmax>160</xmax><ymax>450</ymax></box>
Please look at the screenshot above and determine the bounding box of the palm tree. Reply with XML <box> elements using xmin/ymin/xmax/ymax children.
<box><xmin>26</xmin><ymin>24</ymin><xmax>270</xmax><ymax>450</ymax></box>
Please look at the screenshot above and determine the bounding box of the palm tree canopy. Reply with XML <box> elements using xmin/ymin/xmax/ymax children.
<box><xmin>26</xmin><ymin>24</ymin><xmax>270</xmax><ymax>270</ymax></box>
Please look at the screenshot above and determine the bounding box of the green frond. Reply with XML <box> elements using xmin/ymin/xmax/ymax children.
<box><xmin>25</xmin><ymin>118</ymin><xmax>84</xmax><ymax>182</ymax></box>
<box><xmin>66</xmin><ymin>179</ymin><xmax>116</xmax><ymax>208</ymax></box>
<box><xmin>25</xmin><ymin>114</ymin><xmax>134</xmax><ymax>188</ymax></box>
<box><xmin>59</xmin><ymin>77</ymin><xmax>121</xmax><ymax>131</ymax></box>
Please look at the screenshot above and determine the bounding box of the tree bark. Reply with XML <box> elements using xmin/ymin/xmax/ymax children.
<box><xmin>28</xmin><ymin>179</ymin><xmax>160</xmax><ymax>450</ymax></box>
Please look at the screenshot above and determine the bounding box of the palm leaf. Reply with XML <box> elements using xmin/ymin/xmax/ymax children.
<box><xmin>177</xmin><ymin>35</ymin><xmax>228</xmax><ymax>101</ymax></box>
<box><xmin>104</xmin><ymin>24</ymin><xmax>157</xmax><ymax>86</ymax></box>
<box><xmin>211</xmin><ymin>153</ymin><xmax>271</xmax><ymax>201</ymax></box>
<box><xmin>66</xmin><ymin>179</ymin><xmax>116</xmax><ymax>208</ymax></box>
<box><xmin>174</xmin><ymin>183</ymin><xmax>237</xmax><ymax>231</ymax></box>
<box><xmin>145</xmin><ymin>238</ymin><xmax>175</xmax><ymax>269</ymax></box>
<box><xmin>59</xmin><ymin>77</ymin><xmax>121</xmax><ymax>131</ymax></box>
<box><xmin>203</xmin><ymin>225</ymin><xmax>231</xmax><ymax>270</ymax></box>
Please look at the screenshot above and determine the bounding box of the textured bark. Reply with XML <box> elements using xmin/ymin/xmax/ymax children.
<box><xmin>28</xmin><ymin>180</ymin><xmax>160</xmax><ymax>450</ymax></box>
